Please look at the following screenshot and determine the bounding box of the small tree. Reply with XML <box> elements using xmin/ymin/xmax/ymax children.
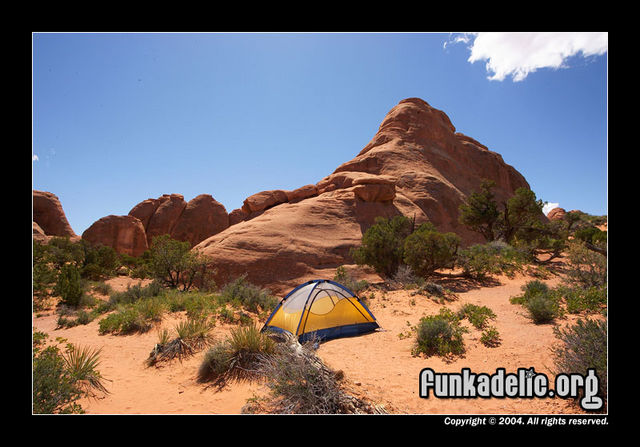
<box><xmin>351</xmin><ymin>215</ymin><xmax>414</xmax><ymax>278</ymax></box>
<box><xmin>148</xmin><ymin>235</ymin><xmax>211</xmax><ymax>291</ymax></box>
<box><xmin>403</xmin><ymin>222</ymin><xmax>460</xmax><ymax>278</ymax></box>
<box><xmin>458</xmin><ymin>179</ymin><xmax>500</xmax><ymax>242</ymax></box>
<box><xmin>54</xmin><ymin>263</ymin><xmax>85</xmax><ymax>307</ymax></box>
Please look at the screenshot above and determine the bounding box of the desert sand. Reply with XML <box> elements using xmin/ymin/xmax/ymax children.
<box><xmin>32</xmin><ymin>266</ymin><xmax>593</xmax><ymax>415</ymax></box>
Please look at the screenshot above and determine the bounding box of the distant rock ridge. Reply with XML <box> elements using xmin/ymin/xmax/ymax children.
<box><xmin>36</xmin><ymin>97</ymin><xmax>534</xmax><ymax>292</ymax></box>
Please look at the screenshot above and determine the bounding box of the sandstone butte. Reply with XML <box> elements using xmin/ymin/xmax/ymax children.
<box><xmin>33</xmin><ymin>98</ymin><xmax>533</xmax><ymax>291</ymax></box>
<box><xmin>193</xmin><ymin>98</ymin><xmax>530</xmax><ymax>290</ymax></box>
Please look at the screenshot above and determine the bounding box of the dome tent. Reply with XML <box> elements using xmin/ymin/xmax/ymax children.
<box><xmin>261</xmin><ymin>279</ymin><xmax>380</xmax><ymax>342</ymax></box>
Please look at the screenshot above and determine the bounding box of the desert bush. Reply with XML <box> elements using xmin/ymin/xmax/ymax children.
<box><xmin>393</xmin><ymin>264</ymin><xmax>425</xmax><ymax>288</ymax></box>
<box><xmin>351</xmin><ymin>215</ymin><xmax>415</xmax><ymax>278</ymax></box>
<box><xmin>403</xmin><ymin>222</ymin><xmax>459</xmax><ymax>279</ymax></box>
<box><xmin>333</xmin><ymin>266</ymin><xmax>369</xmax><ymax>294</ymax></box>
<box><xmin>413</xmin><ymin>308</ymin><xmax>467</xmax><ymax>357</ymax></box>
<box><xmin>33</xmin><ymin>340</ymin><xmax>108</xmax><ymax>414</ymax></box>
<box><xmin>148</xmin><ymin>235</ymin><xmax>212</xmax><ymax>291</ymax></box>
<box><xmin>556</xmin><ymin>285</ymin><xmax>607</xmax><ymax>314</ymax></box>
<box><xmin>219</xmin><ymin>275</ymin><xmax>277</xmax><ymax>314</ymax></box>
<box><xmin>525</xmin><ymin>294</ymin><xmax>560</xmax><ymax>324</ymax></box>
<box><xmin>98</xmin><ymin>299</ymin><xmax>162</xmax><ymax>335</ymax></box>
<box><xmin>551</xmin><ymin>318</ymin><xmax>607</xmax><ymax>410</ymax></box>
<box><xmin>563</xmin><ymin>242</ymin><xmax>607</xmax><ymax>289</ymax></box>
<box><xmin>457</xmin><ymin>303</ymin><xmax>496</xmax><ymax>329</ymax></box>
<box><xmin>54</xmin><ymin>264</ymin><xmax>86</xmax><ymax>307</ymax></box>
<box><xmin>257</xmin><ymin>339</ymin><xmax>345</xmax><ymax>414</ymax></box>
<box><xmin>108</xmin><ymin>281</ymin><xmax>163</xmax><ymax>306</ymax></box>
<box><xmin>480</xmin><ymin>326</ymin><xmax>501</xmax><ymax>347</ymax></box>
<box><xmin>147</xmin><ymin>317</ymin><xmax>215</xmax><ymax>366</ymax></box>
<box><xmin>458</xmin><ymin>241</ymin><xmax>526</xmax><ymax>279</ymax></box>
<box><xmin>197</xmin><ymin>325</ymin><xmax>275</xmax><ymax>385</ymax></box>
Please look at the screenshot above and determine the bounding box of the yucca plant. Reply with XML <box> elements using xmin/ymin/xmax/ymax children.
<box><xmin>198</xmin><ymin>325</ymin><xmax>275</xmax><ymax>385</ymax></box>
<box><xmin>62</xmin><ymin>344</ymin><xmax>110</xmax><ymax>396</ymax></box>
<box><xmin>146</xmin><ymin>318</ymin><xmax>215</xmax><ymax>367</ymax></box>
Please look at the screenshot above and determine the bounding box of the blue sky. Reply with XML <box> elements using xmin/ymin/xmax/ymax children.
<box><xmin>32</xmin><ymin>32</ymin><xmax>607</xmax><ymax>235</ymax></box>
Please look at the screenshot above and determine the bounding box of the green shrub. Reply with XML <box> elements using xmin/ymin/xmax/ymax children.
<box><xmin>413</xmin><ymin>309</ymin><xmax>467</xmax><ymax>357</ymax></box>
<box><xmin>403</xmin><ymin>223</ymin><xmax>460</xmax><ymax>278</ymax></box>
<box><xmin>480</xmin><ymin>326</ymin><xmax>501</xmax><ymax>347</ymax></box>
<box><xmin>351</xmin><ymin>215</ymin><xmax>415</xmax><ymax>278</ymax></box>
<box><xmin>54</xmin><ymin>264</ymin><xmax>86</xmax><ymax>307</ymax></box>
<box><xmin>551</xmin><ymin>318</ymin><xmax>607</xmax><ymax>410</ymax></box>
<box><xmin>458</xmin><ymin>241</ymin><xmax>526</xmax><ymax>279</ymax></box>
<box><xmin>33</xmin><ymin>342</ymin><xmax>108</xmax><ymax>414</ymax></box>
<box><xmin>108</xmin><ymin>281</ymin><xmax>162</xmax><ymax>306</ymax></box>
<box><xmin>220</xmin><ymin>275</ymin><xmax>277</xmax><ymax>314</ymax></box>
<box><xmin>197</xmin><ymin>325</ymin><xmax>275</xmax><ymax>384</ymax></box>
<box><xmin>98</xmin><ymin>305</ymin><xmax>154</xmax><ymax>335</ymax></box>
<box><xmin>563</xmin><ymin>242</ymin><xmax>607</xmax><ymax>289</ymax></box>
<box><xmin>525</xmin><ymin>294</ymin><xmax>560</xmax><ymax>324</ymax></box>
<box><xmin>333</xmin><ymin>266</ymin><xmax>369</xmax><ymax>294</ymax></box>
<box><xmin>457</xmin><ymin>303</ymin><xmax>496</xmax><ymax>329</ymax></box>
<box><xmin>148</xmin><ymin>235</ymin><xmax>212</xmax><ymax>291</ymax></box>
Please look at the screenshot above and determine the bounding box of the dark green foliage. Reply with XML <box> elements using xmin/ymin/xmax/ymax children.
<box><xmin>80</xmin><ymin>242</ymin><xmax>120</xmax><ymax>280</ymax></box>
<box><xmin>480</xmin><ymin>326</ymin><xmax>501</xmax><ymax>347</ymax></box>
<box><xmin>551</xmin><ymin>318</ymin><xmax>607</xmax><ymax>408</ymax></box>
<box><xmin>457</xmin><ymin>303</ymin><xmax>496</xmax><ymax>329</ymax></box>
<box><xmin>108</xmin><ymin>281</ymin><xmax>163</xmax><ymax>306</ymax></box>
<box><xmin>148</xmin><ymin>234</ymin><xmax>211</xmax><ymax>291</ymax></box>
<box><xmin>458</xmin><ymin>241</ymin><xmax>526</xmax><ymax>279</ymax></box>
<box><xmin>33</xmin><ymin>345</ymin><xmax>84</xmax><ymax>414</ymax></box>
<box><xmin>351</xmin><ymin>215</ymin><xmax>414</xmax><ymax>278</ymax></box>
<box><xmin>413</xmin><ymin>308</ymin><xmax>467</xmax><ymax>357</ymax></box>
<box><xmin>219</xmin><ymin>275</ymin><xmax>277</xmax><ymax>313</ymax></box>
<box><xmin>458</xmin><ymin>179</ymin><xmax>501</xmax><ymax>242</ymax></box>
<box><xmin>54</xmin><ymin>264</ymin><xmax>86</xmax><ymax>307</ymax></box>
<box><xmin>403</xmin><ymin>222</ymin><xmax>460</xmax><ymax>278</ymax></box>
<box><xmin>32</xmin><ymin>336</ymin><xmax>108</xmax><ymax>414</ymax></box>
<box><xmin>509</xmin><ymin>280</ymin><xmax>561</xmax><ymax>323</ymax></box>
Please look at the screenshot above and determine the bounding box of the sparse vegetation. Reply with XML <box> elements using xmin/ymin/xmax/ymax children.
<box><xmin>198</xmin><ymin>325</ymin><xmax>275</xmax><ymax>386</ymax></box>
<box><xmin>146</xmin><ymin>317</ymin><xmax>215</xmax><ymax>366</ymax></box>
<box><xmin>413</xmin><ymin>308</ymin><xmax>467</xmax><ymax>358</ymax></box>
<box><xmin>458</xmin><ymin>240</ymin><xmax>526</xmax><ymax>279</ymax></box>
<box><xmin>403</xmin><ymin>222</ymin><xmax>460</xmax><ymax>278</ymax></box>
<box><xmin>333</xmin><ymin>266</ymin><xmax>369</xmax><ymax>294</ymax></box>
<box><xmin>219</xmin><ymin>275</ymin><xmax>277</xmax><ymax>314</ymax></box>
<box><xmin>457</xmin><ymin>303</ymin><xmax>496</xmax><ymax>329</ymax></box>
<box><xmin>148</xmin><ymin>234</ymin><xmax>212</xmax><ymax>291</ymax></box>
<box><xmin>32</xmin><ymin>333</ymin><xmax>108</xmax><ymax>414</ymax></box>
<box><xmin>551</xmin><ymin>318</ymin><xmax>607</xmax><ymax>411</ymax></box>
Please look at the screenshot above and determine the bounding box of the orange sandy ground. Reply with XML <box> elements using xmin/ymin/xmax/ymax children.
<box><xmin>32</xmin><ymin>269</ymin><xmax>597</xmax><ymax>415</ymax></box>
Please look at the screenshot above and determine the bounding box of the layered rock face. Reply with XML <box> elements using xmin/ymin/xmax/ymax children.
<box><xmin>82</xmin><ymin>215</ymin><xmax>148</xmax><ymax>257</ymax></box>
<box><xmin>128</xmin><ymin>193</ymin><xmax>229</xmax><ymax>248</ymax></box>
<box><xmin>194</xmin><ymin>98</ymin><xmax>530</xmax><ymax>289</ymax></box>
<box><xmin>33</xmin><ymin>190</ymin><xmax>78</xmax><ymax>240</ymax></box>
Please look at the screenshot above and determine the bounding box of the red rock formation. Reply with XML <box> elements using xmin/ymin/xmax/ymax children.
<box><xmin>82</xmin><ymin>215</ymin><xmax>148</xmax><ymax>257</ymax></box>
<box><xmin>547</xmin><ymin>207</ymin><xmax>567</xmax><ymax>221</ymax></box>
<box><xmin>170</xmin><ymin>194</ymin><xmax>229</xmax><ymax>248</ymax></box>
<box><xmin>194</xmin><ymin>98</ymin><xmax>530</xmax><ymax>289</ymax></box>
<box><xmin>33</xmin><ymin>190</ymin><xmax>77</xmax><ymax>239</ymax></box>
<box><xmin>143</xmin><ymin>194</ymin><xmax>187</xmax><ymax>246</ymax></box>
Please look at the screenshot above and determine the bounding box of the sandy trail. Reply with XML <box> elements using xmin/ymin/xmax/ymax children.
<box><xmin>33</xmin><ymin>271</ymin><xmax>595</xmax><ymax>414</ymax></box>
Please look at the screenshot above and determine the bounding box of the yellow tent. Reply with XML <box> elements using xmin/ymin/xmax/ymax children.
<box><xmin>261</xmin><ymin>279</ymin><xmax>380</xmax><ymax>342</ymax></box>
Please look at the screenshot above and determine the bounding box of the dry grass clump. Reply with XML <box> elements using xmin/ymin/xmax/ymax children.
<box><xmin>146</xmin><ymin>317</ymin><xmax>215</xmax><ymax>366</ymax></box>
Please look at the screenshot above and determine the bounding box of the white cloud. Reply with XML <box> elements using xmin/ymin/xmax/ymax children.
<box><xmin>542</xmin><ymin>202</ymin><xmax>560</xmax><ymax>216</ymax></box>
<box><xmin>449</xmin><ymin>32</ymin><xmax>607</xmax><ymax>81</ymax></box>
<box><xmin>32</xmin><ymin>154</ymin><xmax>39</xmax><ymax>162</ymax></box>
